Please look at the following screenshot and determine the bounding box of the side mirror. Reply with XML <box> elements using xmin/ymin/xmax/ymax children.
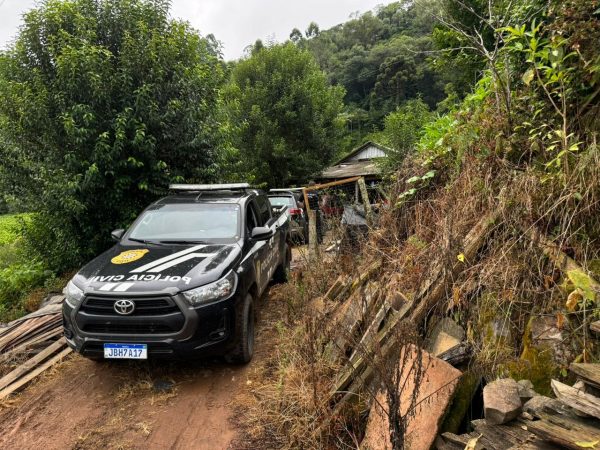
<box><xmin>250</xmin><ymin>226</ymin><xmax>274</xmax><ymax>241</ymax></box>
<box><xmin>111</xmin><ymin>229</ymin><xmax>125</xmax><ymax>241</ymax></box>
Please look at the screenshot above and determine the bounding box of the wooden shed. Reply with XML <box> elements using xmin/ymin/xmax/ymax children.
<box><xmin>318</xmin><ymin>141</ymin><xmax>390</xmax><ymax>182</ymax></box>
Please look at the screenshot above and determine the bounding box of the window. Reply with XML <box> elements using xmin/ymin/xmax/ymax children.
<box><xmin>128</xmin><ymin>203</ymin><xmax>240</xmax><ymax>242</ymax></box>
<box><xmin>255</xmin><ymin>196</ymin><xmax>271</xmax><ymax>225</ymax></box>
<box><xmin>246</xmin><ymin>202</ymin><xmax>259</xmax><ymax>235</ymax></box>
<box><xmin>268</xmin><ymin>196</ymin><xmax>295</xmax><ymax>207</ymax></box>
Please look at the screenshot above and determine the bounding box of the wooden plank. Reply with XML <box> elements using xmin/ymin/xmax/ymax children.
<box><xmin>0</xmin><ymin>327</ymin><xmax>64</xmax><ymax>364</ymax></box>
<box><xmin>0</xmin><ymin>338</ymin><xmax>67</xmax><ymax>391</ymax></box>
<box><xmin>308</xmin><ymin>209</ymin><xmax>318</xmax><ymax>260</ymax></box>
<box><xmin>409</xmin><ymin>212</ymin><xmax>498</xmax><ymax>324</ymax></box>
<box><xmin>304</xmin><ymin>176</ymin><xmax>361</xmax><ymax>193</ymax></box>
<box><xmin>522</xmin><ymin>415</ymin><xmax>600</xmax><ymax>450</ymax></box>
<box><xmin>1</xmin><ymin>316</ymin><xmax>61</xmax><ymax>351</ymax></box>
<box><xmin>470</xmin><ymin>419</ymin><xmax>553</xmax><ymax>449</ymax></box>
<box><xmin>551</xmin><ymin>379</ymin><xmax>600</xmax><ymax>419</ymax></box>
<box><xmin>0</xmin><ymin>347</ymin><xmax>72</xmax><ymax>400</ymax></box>
<box><xmin>324</xmin><ymin>276</ymin><xmax>346</xmax><ymax>301</ymax></box>
<box><xmin>357</xmin><ymin>177</ymin><xmax>372</xmax><ymax>221</ymax></box>
<box><xmin>348</xmin><ymin>301</ymin><xmax>390</xmax><ymax>363</ymax></box>
<box><xmin>330</xmin><ymin>302</ymin><xmax>411</xmax><ymax>396</ymax></box>
<box><xmin>570</xmin><ymin>363</ymin><xmax>600</xmax><ymax>389</ymax></box>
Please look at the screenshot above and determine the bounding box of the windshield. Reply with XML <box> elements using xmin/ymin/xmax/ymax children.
<box><xmin>128</xmin><ymin>203</ymin><xmax>240</xmax><ymax>242</ymax></box>
<box><xmin>268</xmin><ymin>196</ymin><xmax>294</xmax><ymax>207</ymax></box>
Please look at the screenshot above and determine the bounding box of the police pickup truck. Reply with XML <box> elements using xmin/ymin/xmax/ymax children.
<box><xmin>62</xmin><ymin>184</ymin><xmax>291</xmax><ymax>363</ymax></box>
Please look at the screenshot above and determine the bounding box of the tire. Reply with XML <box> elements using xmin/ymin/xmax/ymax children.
<box><xmin>273</xmin><ymin>244</ymin><xmax>291</xmax><ymax>284</ymax></box>
<box><xmin>225</xmin><ymin>293</ymin><xmax>255</xmax><ymax>364</ymax></box>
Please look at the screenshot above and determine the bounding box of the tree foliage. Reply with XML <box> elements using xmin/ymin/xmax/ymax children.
<box><xmin>0</xmin><ymin>0</ymin><xmax>224</xmax><ymax>270</ymax></box>
<box><xmin>297</xmin><ymin>0</ymin><xmax>446</xmax><ymax>144</ymax></box>
<box><xmin>226</xmin><ymin>43</ymin><xmax>345</xmax><ymax>187</ymax></box>
<box><xmin>380</xmin><ymin>98</ymin><xmax>433</xmax><ymax>168</ymax></box>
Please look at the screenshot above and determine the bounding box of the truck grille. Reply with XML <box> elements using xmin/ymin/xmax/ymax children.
<box><xmin>76</xmin><ymin>295</ymin><xmax>185</xmax><ymax>335</ymax></box>
<box><xmin>80</xmin><ymin>296</ymin><xmax>179</xmax><ymax>316</ymax></box>
<box><xmin>83</xmin><ymin>323</ymin><xmax>175</xmax><ymax>334</ymax></box>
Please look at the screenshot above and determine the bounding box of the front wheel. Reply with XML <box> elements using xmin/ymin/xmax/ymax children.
<box><xmin>225</xmin><ymin>293</ymin><xmax>255</xmax><ymax>364</ymax></box>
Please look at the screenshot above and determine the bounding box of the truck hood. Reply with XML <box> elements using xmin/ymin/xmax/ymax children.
<box><xmin>74</xmin><ymin>242</ymin><xmax>242</xmax><ymax>295</ymax></box>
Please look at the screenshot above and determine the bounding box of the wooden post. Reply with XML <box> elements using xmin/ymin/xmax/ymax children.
<box><xmin>308</xmin><ymin>209</ymin><xmax>318</xmax><ymax>260</ymax></box>
<box><xmin>357</xmin><ymin>177</ymin><xmax>372</xmax><ymax>223</ymax></box>
<box><xmin>302</xmin><ymin>188</ymin><xmax>311</xmax><ymax>214</ymax></box>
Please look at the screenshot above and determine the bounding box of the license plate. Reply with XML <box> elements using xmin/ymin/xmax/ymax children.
<box><xmin>103</xmin><ymin>343</ymin><xmax>147</xmax><ymax>359</ymax></box>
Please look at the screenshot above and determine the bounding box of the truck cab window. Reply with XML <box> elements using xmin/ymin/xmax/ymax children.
<box><xmin>256</xmin><ymin>196</ymin><xmax>271</xmax><ymax>225</ymax></box>
<box><xmin>246</xmin><ymin>202</ymin><xmax>259</xmax><ymax>235</ymax></box>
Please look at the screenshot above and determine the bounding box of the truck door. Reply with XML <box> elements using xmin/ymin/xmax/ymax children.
<box><xmin>256</xmin><ymin>195</ymin><xmax>279</xmax><ymax>282</ymax></box>
<box><xmin>246</xmin><ymin>200</ymin><xmax>271</xmax><ymax>293</ymax></box>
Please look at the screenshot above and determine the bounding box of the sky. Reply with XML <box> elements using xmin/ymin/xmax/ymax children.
<box><xmin>0</xmin><ymin>0</ymin><xmax>387</xmax><ymax>60</ymax></box>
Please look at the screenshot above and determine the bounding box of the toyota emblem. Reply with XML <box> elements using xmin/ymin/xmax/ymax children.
<box><xmin>114</xmin><ymin>299</ymin><xmax>135</xmax><ymax>315</ymax></box>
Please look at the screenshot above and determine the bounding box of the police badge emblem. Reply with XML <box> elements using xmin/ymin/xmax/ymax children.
<box><xmin>111</xmin><ymin>249</ymin><xmax>150</xmax><ymax>264</ymax></box>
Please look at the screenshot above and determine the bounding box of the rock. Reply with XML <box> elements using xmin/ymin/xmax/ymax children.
<box><xmin>483</xmin><ymin>378</ymin><xmax>522</xmax><ymax>425</ymax></box>
<box><xmin>426</xmin><ymin>317</ymin><xmax>466</xmax><ymax>357</ymax></box>
<box><xmin>517</xmin><ymin>379</ymin><xmax>537</xmax><ymax>403</ymax></box>
<box><xmin>518</xmin><ymin>379</ymin><xmax>534</xmax><ymax>390</ymax></box>
<box><xmin>361</xmin><ymin>345</ymin><xmax>462</xmax><ymax>450</ymax></box>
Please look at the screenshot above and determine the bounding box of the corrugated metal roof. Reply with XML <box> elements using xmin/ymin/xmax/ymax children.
<box><xmin>320</xmin><ymin>160</ymin><xmax>382</xmax><ymax>179</ymax></box>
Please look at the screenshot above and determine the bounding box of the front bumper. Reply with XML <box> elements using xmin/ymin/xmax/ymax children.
<box><xmin>63</xmin><ymin>290</ymin><xmax>242</xmax><ymax>360</ymax></box>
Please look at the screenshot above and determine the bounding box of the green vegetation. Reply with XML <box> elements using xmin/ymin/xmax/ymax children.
<box><xmin>225</xmin><ymin>43</ymin><xmax>345</xmax><ymax>187</ymax></box>
<box><xmin>0</xmin><ymin>214</ymin><xmax>60</xmax><ymax>322</ymax></box>
<box><xmin>0</xmin><ymin>0</ymin><xmax>224</xmax><ymax>272</ymax></box>
<box><xmin>0</xmin><ymin>215</ymin><xmax>20</xmax><ymax>246</ymax></box>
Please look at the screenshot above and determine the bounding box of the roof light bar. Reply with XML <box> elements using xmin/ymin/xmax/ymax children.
<box><xmin>269</xmin><ymin>188</ymin><xmax>305</xmax><ymax>192</ymax></box>
<box><xmin>169</xmin><ymin>183</ymin><xmax>250</xmax><ymax>191</ymax></box>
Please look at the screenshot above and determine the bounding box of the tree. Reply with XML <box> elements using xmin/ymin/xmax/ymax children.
<box><xmin>0</xmin><ymin>0</ymin><xmax>225</xmax><ymax>270</ymax></box>
<box><xmin>305</xmin><ymin>22</ymin><xmax>320</xmax><ymax>39</ymax></box>
<box><xmin>226</xmin><ymin>43</ymin><xmax>345</xmax><ymax>187</ymax></box>
<box><xmin>289</xmin><ymin>28</ymin><xmax>304</xmax><ymax>43</ymax></box>
<box><xmin>381</xmin><ymin>98</ymin><xmax>432</xmax><ymax>168</ymax></box>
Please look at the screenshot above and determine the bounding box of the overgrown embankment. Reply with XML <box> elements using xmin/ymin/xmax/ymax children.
<box><xmin>0</xmin><ymin>215</ymin><xmax>63</xmax><ymax>323</ymax></box>
<box><xmin>236</xmin><ymin>1</ymin><xmax>600</xmax><ymax>447</ymax></box>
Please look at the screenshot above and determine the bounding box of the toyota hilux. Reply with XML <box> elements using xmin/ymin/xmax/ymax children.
<box><xmin>62</xmin><ymin>184</ymin><xmax>291</xmax><ymax>363</ymax></box>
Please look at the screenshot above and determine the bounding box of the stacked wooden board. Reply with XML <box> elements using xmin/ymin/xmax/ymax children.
<box><xmin>0</xmin><ymin>295</ymin><xmax>70</xmax><ymax>400</ymax></box>
<box><xmin>437</xmin><ymin>364</ymin><xmax>600</xmax><ymax>450</ymax></box>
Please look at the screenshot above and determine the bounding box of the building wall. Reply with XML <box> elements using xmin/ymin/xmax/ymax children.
<box><xmin>346</xmin><ymin>145</ymin><xmax>387</xmax><ymax>162</ymax></box>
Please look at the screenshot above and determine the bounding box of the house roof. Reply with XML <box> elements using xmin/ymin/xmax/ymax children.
<box><xmin>320</xmin><ymin>159</ymin><xmax>382</xmax><ymax>180</ymax></box>
<box><xmin>333</xmin><ymin>141</ymin><xmax>391</xmax><ymax>165</ymax></box>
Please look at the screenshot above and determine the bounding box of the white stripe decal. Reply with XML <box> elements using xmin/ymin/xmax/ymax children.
<box><xmin>130</xmin><ymin>245</ymin><xmax>206</xmax><ymax>273</ymax></box>
<box><xmin>147</xmin><ymin>253</ymin><xmax>215</xmax><ymax>273</ymax></box>
<box><xmin>113</xmin><ymin>282</ymin><xmax>135</xmax><ymax>292</ymax></box>
<box><xmin>99</xmin><ymin>283</ymin><xmax>118</xmax><ymax>291</ymax></box>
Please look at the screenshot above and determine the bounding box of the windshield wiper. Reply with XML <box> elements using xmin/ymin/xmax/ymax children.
<box><xmin>159</xmin><ymin>240</ymin><xmax>208</xmax><ymax>245</ymax></box>
<box><xmin>128</xmin><ymin>238</ymin><xmax>166</xmax><ymax>246</ymax></box>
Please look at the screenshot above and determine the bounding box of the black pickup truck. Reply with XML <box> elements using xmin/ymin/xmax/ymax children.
<box><xmin>62</xmin><ymin>184</ymin><xmax>291</xmax><ymax>363</ymax></box>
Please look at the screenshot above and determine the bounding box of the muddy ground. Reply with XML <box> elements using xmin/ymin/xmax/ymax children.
<box><xmin>0</xmin><ymin>248</ymin><xmax>308</xmax><ymax>450</ymax></box>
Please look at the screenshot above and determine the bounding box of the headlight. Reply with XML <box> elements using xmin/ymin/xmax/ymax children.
<box><xmin>182</xmin><ymin>271</ymin><xmax>236</xmax><ymax>306</ymax></box>
<box><xmin>64</xmin><ymin>280</ymin><xmax>84</xmax><ymax>308</ymax></box>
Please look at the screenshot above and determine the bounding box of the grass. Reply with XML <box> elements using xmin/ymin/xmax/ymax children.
<box><xmin>0</xmin><ymin>213</ymin><xmax>64</xmax><ymax>323</ymax></box>
<box><xmin>0</xmin><ymin>214</ymin><xmax>28</xmax><ymax>247</ymax></box>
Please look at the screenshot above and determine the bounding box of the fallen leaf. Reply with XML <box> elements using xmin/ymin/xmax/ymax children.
<box><xmin>556</xmin><ymin>313</ymin><xmax>566</xmax><ymax>330</ymax></box>
<box><xmin>575</xmin><ymin>441</ymin><xmax>599</xmax><ymax>449</ymax></box>
<box><xmin>566</xmin><ymin>289</ymin><xmax>583</xmax><ymax>312</ymax></box>
<box><xmin>464</xmin><ymin>434</ymin><xmax>482</xmax><ymax>450</ymax></box>
<box><xmin>457</xmin><ymin>253</ymin><xmax>465</xmax><ymax>263</ymax></box>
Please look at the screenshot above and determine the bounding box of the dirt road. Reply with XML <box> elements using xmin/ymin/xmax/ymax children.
<box><xmin>0</xmin><ymin>283</ymin><xmax>288</xmax><ymax>450</ymax></box>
